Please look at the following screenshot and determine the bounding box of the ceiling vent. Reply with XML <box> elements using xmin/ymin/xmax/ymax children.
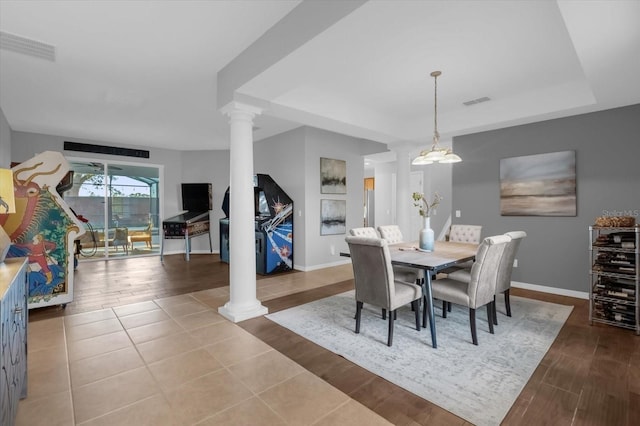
<box><xmin>463</xmin><ymin>96</ymin><xmax>491</xmax><ymax>106</ymax></box>
<box><xmin>0</xmin><ymin>31</ymin><xmax>56</xmax><ymax>62</ymax></box>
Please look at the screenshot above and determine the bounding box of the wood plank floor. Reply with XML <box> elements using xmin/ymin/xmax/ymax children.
<box><xmin>30</xmin><ymin>254</ymin><xmax>640</xmax><ymax>425</ymax></box>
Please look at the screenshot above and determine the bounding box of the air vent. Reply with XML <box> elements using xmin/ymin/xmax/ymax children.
<box><xmin>0</xmin><ymin>31</ymin><xmax>56</xmax><ymax>62</ymax></box>
<box><xmin>463</xmin><ymin>96</ymin><xmax>491</xmax><ymax>106</ymax></box>
<box><xmin>64</xmin><ymin>141</ymin><xmax>150</xmax><ymax>159</ymax></box>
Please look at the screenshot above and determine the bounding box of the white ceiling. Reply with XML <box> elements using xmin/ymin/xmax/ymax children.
<box><xmin>1</xmin><ymin>1</ymin><xmax>639</xmax><ymax>159</ymax></box>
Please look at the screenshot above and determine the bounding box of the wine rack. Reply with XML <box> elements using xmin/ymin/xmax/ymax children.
<box><xmin>589</xmin><ymin>226</ymin><xmax>639</xmax><ymax>334</ymax></box>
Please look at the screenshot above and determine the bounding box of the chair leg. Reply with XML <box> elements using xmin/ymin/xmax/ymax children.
<box><xmin>487</xmin><ymin>303</ymin><xmax>494</xmax><ymax>334</ymax></box>
<box><xmin>412</xmin><ymin>300</ymin><xmax>420</xmax><ymax>331</ymax></box>
<box><xmin>469</xmin><ymin>308</ymin><xmax>478</xmax><ymax>345</ymax></box>
<box><xmin>505</xmin><ymin>289</ymin><xmax>512</xmax><ymax>317</ymax></box>
<box><xmin>493</xmin><ymin>295</ymin><xmax>498</xmax><ymax>326</ymax></box>
<box><xmin>394</xmin><ymin>310</ymin><xmax>397</xmax><ymax>320</ymax></box>
<box><xmin>355</xmin><ymin>301</ymin><xmax>363</xmax><ymax>334</ymax></box>
<box><xmin>442</xmin><ymin>300</ymin><xmax>447</xmax><ymax>318</ymax></box>
<box><xmin>382</xmin><ymin>308</ymin><xmax>386</xmax><ymax>320</ymax></box>
<box><xmin>422</xmin><ymin>295</ymin><xmax>428</xmax><ymax>328</ymax></box>
<box><xmin>447</xmin><ymin>302</ymin><xmax>452</xmax><ymax>312</ymax></box>
<box><xmin>387</xmin><ymin>310</ymin><xmax>395</xmax><ymax>346</ymax></box>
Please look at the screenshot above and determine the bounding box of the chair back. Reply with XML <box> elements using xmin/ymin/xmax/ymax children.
<box><xmin>345</xmin><ymin>236</ymin><xmax>395</xmax><ymax>309</ymax></box>
<box><xmin>114</xmin><ymin>227</ymin><xmax>128</xmax><ymax>241</ymax></box>
<box><xmin>467</xmin><ymin>235</ymin><xmax>511</xmax><ymax>308</ymax></box>
<box><xmin>496</xmin><ymin>231</ymin><xmax>527</xmax><ymax>294</ymax></box>
<box><xmin>349</xmin><ymin>227</ymin><xmax>379</xmax><ymax>238</ymax></box>
<box><xmin>449</xmin><ymin>224</ymin><xmax>483</xmax><ymax>244</ymax></box>
<box><xmin>377</xmin><ymin>225</ymin><xmax>404</xmax><ymax>244</ymax></box>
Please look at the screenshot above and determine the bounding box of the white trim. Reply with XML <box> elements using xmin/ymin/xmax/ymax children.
<box><xmin>294</xmin><ymin>258</ymin><xmax>351</xmax><ymax>272</ymax></box>
<box><xmin>438</xmin><ymin>214</ymin><xmax>451</xmax><ymax>241</ymax></box>
<box><xmin>511</xmin><ymin>281</ymin><xmax>589</xmax><ymax>300</ymax></box>
<box><xmin>160</xmin><ymin>249</ymin><xmax>220</xmax><ymax>256</ymax></box>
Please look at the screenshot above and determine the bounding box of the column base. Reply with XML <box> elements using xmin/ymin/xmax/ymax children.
<box><xmin>218</xmin><ymin>301</ymin><xmax>268</xmax><ymax>323</ymax></box>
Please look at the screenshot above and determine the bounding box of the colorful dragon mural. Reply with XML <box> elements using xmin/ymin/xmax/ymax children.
<box><xmin>0</xmin><ymin>151</ymin><xmax>85</xmax><ymax>308</ymax></box>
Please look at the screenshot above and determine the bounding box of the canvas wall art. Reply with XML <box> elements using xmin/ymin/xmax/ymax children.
<box><xmin>320</xmin><ymin>199</ymin><xmax>346</xmax><ymax>235</ymax></box>
<box><xmin>320</xmin><ymin>157</ymin><xmax>346</xmax><ymax>194</ymax></box>
<box><xmin>500</xmin><ymin>150</ymin><xmax>576</xmax><ymax>216</ymax></box>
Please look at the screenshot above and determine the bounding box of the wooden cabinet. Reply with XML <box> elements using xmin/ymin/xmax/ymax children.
<box><xmin>1</xmin><ymin>257</ymin><xmax>28</xmax><ymax>426</ymax></box>
<box><xmin>589</xmin><ymin>226</ymin><xmax>639</xmax><ymax>334</ymax></box>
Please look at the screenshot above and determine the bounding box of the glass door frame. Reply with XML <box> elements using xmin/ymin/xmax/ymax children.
<box><xmin>65</xmin><ymin>155</ymin><xmax>164</xmax><ymax>260</ymax></box>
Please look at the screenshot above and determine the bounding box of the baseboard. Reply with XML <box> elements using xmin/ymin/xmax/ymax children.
<box><xmin>160</xmin><ymin>249</ymin><xmax>220</xmax><ymax>256</ymax></box>
<box><xmin>294</xmin><ymin>258</ymin><xmax>351</xmax><ymax>272</ymax></box>
<box><xmin>511</xmin><ymin>281</ymin><xmax>589</xmax><ymax>300</ymax></box>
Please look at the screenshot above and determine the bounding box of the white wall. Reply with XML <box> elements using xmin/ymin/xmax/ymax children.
<box><xmin>10</xmin><ymin>131</ymin><xmax>184</xmax><ymax>252</ymax></box>
<box><xmin>0</xmin><ymin>107</ymin><xmax>11</xmax><ymax>168</ymax></box>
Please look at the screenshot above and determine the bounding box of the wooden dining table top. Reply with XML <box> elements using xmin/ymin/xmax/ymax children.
<box><xmin>388</xmin><ymin>241</ymin><xmax>478</xmax><ymax>271</ymax></box>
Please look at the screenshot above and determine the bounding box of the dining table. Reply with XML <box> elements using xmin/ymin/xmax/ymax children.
<box><xmin>388</xmin><ymin>241</ymin><xmax>477</xmax><ymax>348</ymax></box>
<box><xmin>342</xmin><ymin>240</ymin><xmax>478</xmax><ymax>349</ymax></box>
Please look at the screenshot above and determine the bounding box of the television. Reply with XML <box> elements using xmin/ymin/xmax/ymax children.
<box><xmin>181</xmin><ymin>183</ymin><xmax>212</xmax><ymax>211</ymax></box>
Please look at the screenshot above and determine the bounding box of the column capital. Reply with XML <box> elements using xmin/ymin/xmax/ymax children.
<box><xmin>220</xmin><ymin>101</ymin><xmax>263</xmax><ymax>118</ymax></box>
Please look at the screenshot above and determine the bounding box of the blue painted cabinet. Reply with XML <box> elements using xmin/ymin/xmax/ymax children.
<box><xmin>1</xmin><ymin>257</ymin><xmax>28</xmax><ymax>426</ymax></box>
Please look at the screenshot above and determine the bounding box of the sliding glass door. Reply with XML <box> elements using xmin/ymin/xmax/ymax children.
<box><xmin>62</xmin><ymin>159</ymin><xmax>160</xmax><ymax>260</ymax></box>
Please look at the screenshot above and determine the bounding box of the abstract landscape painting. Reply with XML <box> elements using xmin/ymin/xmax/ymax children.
<box><xmin>320</xmin><ymin>158</ymin><xmax>346</xmax><ymax>194</ymax></box>
<box><xmin>500</xmin><ymin>150</ymin><xmax>576</xmax><ymax>216</ymax></box>
<box><xmin>320</xmin><ymin>199</ymin><xmax>346</xmax><ymax>235</ymax></box>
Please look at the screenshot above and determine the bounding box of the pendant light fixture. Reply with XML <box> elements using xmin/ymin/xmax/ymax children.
<box><xmin>412</xmin><ymin>71</ymin><xmax>462</xmax><ymax>165</ymax></box>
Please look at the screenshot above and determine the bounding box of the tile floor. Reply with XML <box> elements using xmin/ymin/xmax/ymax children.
<box><xmin>17</xmin><ymin>265</ymin><xmax>392</xmax><ymax>425</ymax></box>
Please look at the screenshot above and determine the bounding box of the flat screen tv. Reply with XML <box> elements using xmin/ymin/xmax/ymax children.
<box><xmin>181</xmin><ymin>183</ymin><xmax>212</xmax><ymax>211</ymax></box>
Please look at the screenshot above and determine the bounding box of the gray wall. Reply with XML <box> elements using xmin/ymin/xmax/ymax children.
<box><xmin>254</xmin><ymin>127</ymin><xmax>307</xmax><ymax>266</ymax></box>
<box><xmin>0</xmin><ymin>107</ymin><xmax>10</xmax><ymax>168</ymax></box>
<box><xmin>180</xmin><ymin>150</ymin><xmax>230</xmax><ymax>253</ymax></box>
<box><xmin>452</xmin><ymin>104</ymin><xmax>640</xmax><ymax>294</ymax></box>
<box><xmin>304</xmin><ymin>127</ymin><xmax>387</xmax><ymax>269</ymax></box>
<box><xmin>256</xmin><ymin>126</ymin><xmax>387</xmax><ymax>270</ymax></box>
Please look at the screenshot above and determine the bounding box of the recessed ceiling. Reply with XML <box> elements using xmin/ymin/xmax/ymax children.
<box><xmin>1</xmin><ymin>0</ymin><xmax>639</xmax><ymax>155</ymax></box>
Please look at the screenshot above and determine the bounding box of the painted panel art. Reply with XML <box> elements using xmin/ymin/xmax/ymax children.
<box><xmin>0</xmin><ymin>151</ymin><xmax>85</xmax><ymax>308</ymax></box>
<box><xmin>500</xmin><ymin>150</ymin><xmax>576</xmax><ymax>216</ymax></box>
<box><xmin>320</xmin><ymin>157</ymin><xmax>346</xmax><ymax>194</ymax></box>
<box><xmin>320</xmin><ymin>199</ymin><xmax>346</xmax><ymax>235</ymax></box>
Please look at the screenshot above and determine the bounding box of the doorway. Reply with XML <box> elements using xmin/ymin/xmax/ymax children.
<box><xmin>62</xmin><ymin>159</ymin><xmax>161</xmax><ymax>260</ymax></box>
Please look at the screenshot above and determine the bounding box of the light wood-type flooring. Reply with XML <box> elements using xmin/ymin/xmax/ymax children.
<box><xmin>22</xmin><ymin>254</ymin><xmax>639</xmax><ymax>425</ymax></box>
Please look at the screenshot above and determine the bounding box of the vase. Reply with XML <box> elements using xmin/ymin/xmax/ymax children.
<box><xmin>419</xmin><ymin>216</ymin><xmax>435</xmax><ymax>252</ymax></box>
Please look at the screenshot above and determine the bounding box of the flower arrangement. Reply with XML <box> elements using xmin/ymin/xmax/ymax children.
<box><xmin>412</xmin><ymin>191</ymin><xmax>443</xmax><ymax>217</ymax></box>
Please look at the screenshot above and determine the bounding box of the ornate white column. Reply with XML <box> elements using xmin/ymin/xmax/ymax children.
<box><xmin>394</xmin><ymin>144</ymin><xmax>413</xmax><ymax>239</ymax></box>
<box><xmin>218</xmin><ymin>102</ymin><xmax>268</xmax><ymax>322</ymax></box>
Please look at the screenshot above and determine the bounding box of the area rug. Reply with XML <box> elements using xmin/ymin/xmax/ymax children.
<box><xmin>266</xmin><ymin>291</ymin><xmax>573</xmax><ymax>426</ymax></box>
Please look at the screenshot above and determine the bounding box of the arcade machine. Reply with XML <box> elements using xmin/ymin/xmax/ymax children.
<box><xmin>161</xmin><ymin>183</ymin><xmax>213</xmax><ymax>261</ymax></box>
<box><xmin>220</xmin><ymin>174</ymin><xmax>293</xmax><ymax>274</ymax></box>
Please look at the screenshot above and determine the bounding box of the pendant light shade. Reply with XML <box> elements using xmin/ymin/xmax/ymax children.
<box><xmin>412</xmin><ymin>71</ymin><xmax>462</xmax><ymax>165</ymax></box>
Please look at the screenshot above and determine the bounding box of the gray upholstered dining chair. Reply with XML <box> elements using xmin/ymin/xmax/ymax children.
<box><xmin>375</xmin><ymin>225</ymin><xmax>420</xmax><ymax>285</ymax></box>
<box><xmin>448</xmin><ymin>231</ymin><xmax>527</xmax><ymax>324</ymax></box>
<box><xmin>442</xmin><ymin>224</ymin><xmax>483</xmax><ymax>274</ymax></box>
<box><xmin>448</xmin><ymin>224</ymin><xmax>483</xmax><ymax>243</ymax></box>
<box><xmin>377</xmin><ymin>225</ymin><xmax>404</xmax><ymax>244</ymax></box>
<box><xmin>345</xmin><ymin>236</ymin><xmax>422</xmax><ymax>346</ymax></box>
<box><xmin>494</xmin><ymin>231</ymin><xmax>527</xmax><ymax>321</ymax></box>
<box><xmin>349</xmin><ymin>227</ymin><xmax>379</xmax><ymax>238</ymax></box>
<box><xmin>431</xmin><ymin>234</ymin><xmax>511</xmax><ymax>345</ymax></box>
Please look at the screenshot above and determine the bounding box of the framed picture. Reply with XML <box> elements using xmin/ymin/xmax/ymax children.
<box><xmin>320</xmin><ymin>199</ymin><xmax>346</xmax><ymax>235</ymax></box>
<box><xmin>500</xmin><ymin>150</ymin><xmax>576</xmax><ymax>216</ymax></box>
<box><xmin>320</xmin><ymin>157</ymin><xmax>346</xmax><ymax>194</ymax></box>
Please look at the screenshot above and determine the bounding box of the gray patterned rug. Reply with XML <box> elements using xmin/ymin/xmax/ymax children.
<box><xmin>266</xmin><ymin>291</ymin><xmax>572</xmax><ymax>426</ymax></box>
